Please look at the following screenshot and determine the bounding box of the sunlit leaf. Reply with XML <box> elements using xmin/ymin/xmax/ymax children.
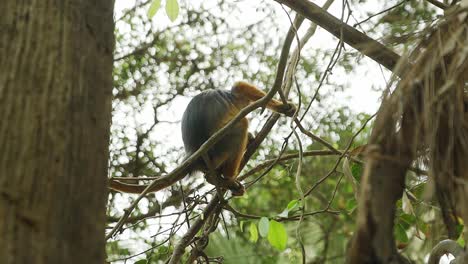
<box><xmin>277</xmin><ymin>200</ymin><xmax>299</xmax><ymax>218</ymax></box>
<box><xmin>268</xmin><ymin>220</ymin><xmax>287</xmax><ymax>251</ymax></box>
<box><xmin>166</xmin><ymin>0</ymin><xmax>179</xmax><ymax>21</ymax></box>
<box><xmin>277</xmin><ymin>209</ymin><xmax>288</xmax><ymax>218</ymax></box>
<box><xmin>456</xmin><ymin>224</ymin><xmax>464</xmax><ymax>239</ymax></box>
<box><xmin>402</xmin><ymin>192</ymin><xmax>414</xmax><ymax>214</ymax></box>
<box><xmin>287</xmin><ymin>199</ymin><xmax>299</xmax><ymax>211</ymax></box>
<box><xmin>258</xmin><ymin>217</ymin><xmax>269</xmax><ymax>237</ymax></box>
<box><xmin>457</xmin><ymin>236</ymin><xmax>465</xmax><ymax>247</ymax></box>
<box><xmin>249</xmin><ymin>222</ymin><xmax>258</xmax><ymax>243</ymax></box>
<box><xmin>147</xmin><ymin>0</ymin><xmax>161</xmax><ymax>18</ymax></box>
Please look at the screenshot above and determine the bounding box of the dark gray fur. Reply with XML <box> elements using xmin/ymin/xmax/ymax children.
<box><xmin>181</xmin><ymin>89</ymin><xmax>246</xmax><ymax>172</ymax></box>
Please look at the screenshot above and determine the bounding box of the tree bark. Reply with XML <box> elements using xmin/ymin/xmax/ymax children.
<box><xmin>346</xmin><ymin>6</ymin><xmax>468</xmax><ymax>263</ymax></box>
<box><xmin>0</xmin><ymin>1</ymin><xmax>114</xmax><ymax>264</ymax></box>
<box><xmin>273</xmin><ymin>0</ymin><xmax>401</xmax><ymax>72</ymax></box>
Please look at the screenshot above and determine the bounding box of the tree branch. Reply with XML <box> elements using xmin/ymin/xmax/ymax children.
<box><xmin>425</xmin><ymin>0</ymin><xmax>449</xmax><ymax>10</ymax></box>
<box><xmin>273</xmin><ymin>0</ymin><xmax>402</xmax><ymax>72</ymax></box>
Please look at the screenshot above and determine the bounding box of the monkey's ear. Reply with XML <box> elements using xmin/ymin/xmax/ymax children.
<box><xmin>276</xmin><ymin>102</ymin><xmax>296</xmax><ymax>117</ymax></box>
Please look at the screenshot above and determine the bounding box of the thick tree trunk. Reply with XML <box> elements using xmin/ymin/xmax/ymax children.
<box><xmin>346</xmin><ymin>98</ymin><xmax>415</xmax><ymax>264</ymax></box>
<box><xmin>0</xmin><ymin>1</ymin><xmax>114</xmax><ymax>264</ymax></box>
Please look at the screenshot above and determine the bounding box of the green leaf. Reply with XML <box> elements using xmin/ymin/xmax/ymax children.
<box><xmin>155</xmin><ymin>245</ymin><xmax>170</xmax><ymax>258</ymax></box>
<box><xmin>410</xmin><ymin>184</ymin><xmax>426</xmax><ymax>199</ymax></box>
<box><xmin>345</xmin><ymin>198</ymin><xmax>357</xmax><ymax>212</ymax></box>
<box><xmin>455</xmin><ymin>223</ymin><xmax>464</xmax><ymax>239</ymax></box>
<box><xmin>399</xmin><ymin>213</ymin><xmax>416</xmax><ymax>225</ymax></box>
<box><xmin>417</xmin><ymin>220</ymin><xmax>429</xmax><ymax>236</ymax></box>
<box><xmin>268</xmin><ymin>220</ymin><xmax>287</xmax><ymax>251</ymax></box>
<box><xmin>240</xmin><ymin>221</ymin><xmax>244</xmax><ymax>232</ymax></box>
<box><xmin>277</xmin><ymin>200</ymin><xmax>299</xmax><ymax>218</ymax></box>
<box><xmin>396</xmin><ymin>199</ymin><xmax>402</xmax><ymax>209</ymax></box>
<box><xmin>413</xmin><ymin>222</ymin><xmax>427</xmax><ymax>240</ymax></box>
<box><xmin>398</xmin><ymin>213</ymin><xmax>416</xmax><ymax>232</ymax></box>
<box><xmin>394</xmin><ymin>223</ymin><xmax>409</xmax><ymax>243</ymax></box>
<box><xmin>351</xmin><ymin>162</ymin><xmax>363</xmax><ymax>182</ymax></box>
<box><xmin>258</xmin><ymin>217</ymin><xmax>269</xmax><ymax>237</ymax></box>
<box><xmin>398</xmin><ymin>219</ymin><xmax>411</xmax><ymax>230</ymax></box>
<box><xmin>147</xmin><ymin>0</ymin><xmax>161</xmax><ymax>18</ymax></box>
<box><xmin>134</xmin><ymin>260</ymin><xmax>147</xmax><ymax>264</ymax></box>
<box><xmin>457</xmin><ymin>235</ymin><xmax>465</xmax><ymax>247</ymax></box>
<box><xmin>287</xmin><ymin>199</ymin><xmax>299</xmax><ymax>211</ymax></box>
<box><xmin>343</xmin><ymin>158</ymin><xmax>359</xmax><ymax>200</ymax></box>
<box><xmin>249</xmin><ymin>222</ymin><xmax>258</xmax><ymax>243</ymax></box>
<box><xmin>166</xmin><ymin>0</ymin><xmax>179</xmax><ymax>22</ymax></box>
<box><xmin>277</xmin><ymin>209</ymin><xmax>289</xmax><ymax>218</ymax></box>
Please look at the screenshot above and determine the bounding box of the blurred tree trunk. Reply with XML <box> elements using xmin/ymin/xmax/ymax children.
<box><xmin>0</xmin><ymin>1</ymin><xmax>114</xmax><ymax>264</ymax></box>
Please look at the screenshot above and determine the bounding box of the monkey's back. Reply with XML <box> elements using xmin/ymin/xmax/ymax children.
<box><xmin>181</xmin><ymin>89</ymin><xmax>238</xmax><ymax>158</ymax></box>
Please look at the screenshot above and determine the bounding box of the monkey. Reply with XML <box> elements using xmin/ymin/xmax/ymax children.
<box><xmin>181</xmin><ymin>81</ymin><xmax>296</xmax><ymax>195</ymax></box>
<box><xmin>109</xmin><ymin>81</ymin><xmax>296</xmax><ymax>195</ymax></box>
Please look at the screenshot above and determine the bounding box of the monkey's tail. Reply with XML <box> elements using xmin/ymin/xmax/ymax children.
<box><xmin>109</xmin><ymin>164</ymin><xmax>193</xmax><ymax>194</ymax></box>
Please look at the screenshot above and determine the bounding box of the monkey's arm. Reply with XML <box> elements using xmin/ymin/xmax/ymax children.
<box><xmin>231</xmin><ymin>81</ymin><xmax>296</xmax><ymax>116</ymax></box>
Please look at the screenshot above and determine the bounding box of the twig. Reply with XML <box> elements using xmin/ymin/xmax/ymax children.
<box><xmin>303</xmin><ymin>113</ymin><xmax>377</xmax><ymax>197</ymax></box>
<box><xmin>353</xmin><ymin>0</ymin><xmax>409</xmax><ymax>27</ymax></box>
<box><xmin>239</xmin><ymin>150</ymin><xmax>346</xmax><ymax>180</ymax></box>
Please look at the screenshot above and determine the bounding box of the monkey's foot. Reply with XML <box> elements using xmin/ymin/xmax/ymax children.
<box><xmin>228</xmin><ymin>181</ymin><xmax>245</xmax><ymax>196</ymax></box>
<box><xmin>205</xmin><ymin>174</ymin><xmax>245</xmax><ymax>196</ymax></box>
<box><xmin>277</xmin><ymin>102</ymin><xmax>297</xmax><ymax>117</ymax></box>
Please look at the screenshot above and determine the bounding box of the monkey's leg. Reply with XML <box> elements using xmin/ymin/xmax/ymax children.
<box><xmin>202</xmin><ymin>151</ymin><xmax>243</xmax><ymax>196</ymax></box>
<box><xmin>218</xmin><ymin>118</ymin><xmax>249</xmax><ymax>196</ymax></box>
<box><xmin>202</xmin><ymin>153</ymin><xmax>226</xmax><ymax>199</ymax></box>
<box><xmin>220</xmin><ymin>157</ymin><xmax>246</xmax><ymax>196</ymax></box>
<box><xmin>231</xmin><ymin>81</ymin><xmax>296</xmax><ymax>116</ymax></box>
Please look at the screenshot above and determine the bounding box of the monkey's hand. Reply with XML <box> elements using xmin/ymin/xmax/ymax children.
<box><xmin>228</xmin><ymin>180</ymin><xmax>245</xmax><ymax>196</ymax></box>
<box><xmin>277</xmin><ymin>102</ymin><xmax>297</xmax><ymax>117</ymax></box>
<box><xmin>205</xmin><ymin>174</ymin><xmax>245</xmax><ymax>196</ymax></box>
